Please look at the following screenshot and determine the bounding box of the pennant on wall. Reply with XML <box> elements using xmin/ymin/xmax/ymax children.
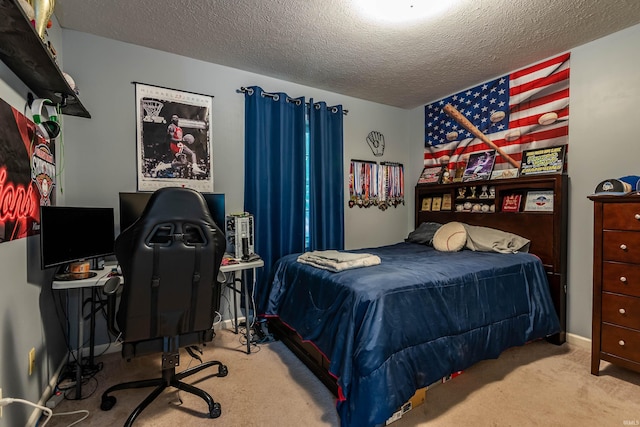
<box><xmin>424</xmin><ymin>52</ymin><xmax>570</xmax><ymax>176</ymax></box>
<box><xmin>0</xmin><ymin>96</ymin><xmax>56</xmax><ymax>243</ymax></box>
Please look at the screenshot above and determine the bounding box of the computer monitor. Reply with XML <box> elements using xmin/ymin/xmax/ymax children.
<box><xmin>118</xmin><ymin>191</ymin><xmax>225</xmax><ymax>233</ymax></box>
<box><xmin>201</xmin><ymin>193</ymin><xmax>226</xmax><ymax>232</ymax></box>
<box><xmin>40</xmin><ymin>206</ymin><xmax>115</xmax><ymax>273</ymax></box>
<box><xmin>118</xmin><ymin>192</ymin><xmax>152</xmax><ymax>232</ymax></box>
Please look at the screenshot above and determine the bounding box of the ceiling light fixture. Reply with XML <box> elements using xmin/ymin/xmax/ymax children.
<box><xmin>354</xmin><ymin>0</ymin><xmax>456</xmax><ymax>24</ymax></box>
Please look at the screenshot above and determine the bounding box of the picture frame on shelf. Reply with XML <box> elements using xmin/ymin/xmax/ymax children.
<box><xmin>432</xmin><ymin>196</ymin><xmax>442</xmax><ymax>211</ymax></box>
<box><xmin>421</xmin><ymin>197</ymin><xmax>433</xmax><ymax>211</ymax></box>
<box><xmin>519</xmin><ymin>145</ymin><xmax>566</xmax><ymax>176</ymax></box>
<box><xmin>462</xmin><ymin>150</ymin><xmax>496</xmax><ymax>182</ymax></box>
<box><xmin>441</xmin><ymin>194</ymin><xmax>452</xmax><ymax>211</ymax></box>
<box><xmin>524</xmin><ymin>190</ymin><xmax>554</xmax><ymax>212</ymax></box>
<box><xmin>490</xmin><ymin>168</ymin><xmax>519</xmax><ymax>180</ymax></box>
<box><xmin>501</xmin><ymin>194</ymin><xmax>522</xmax><ymax>212</ymax></box>
<box><xmin>418</xmin><ymin>165</ymin><xmax>445</xmax><ymax>184</ymax></box>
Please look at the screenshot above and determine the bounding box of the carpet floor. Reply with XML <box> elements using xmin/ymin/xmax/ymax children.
<box><xmin>45</xmin><ymin>329</ymin><xmax>640</xmax><ymax>426</ymax></box>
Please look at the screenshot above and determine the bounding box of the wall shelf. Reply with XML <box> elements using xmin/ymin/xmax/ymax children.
<box><xmin>0</xmin><ymin>0</ymin><xmax>90</xmax><ymax>118</ymax></box>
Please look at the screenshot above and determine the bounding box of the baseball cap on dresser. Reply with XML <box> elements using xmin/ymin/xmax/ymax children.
<box><xmin>593</xmin><ymin>177</ymin><xmax>637</xmax><ymax>195</ymax></box>
<box><xmin>619</xmin><ymin>175</ymin><xmax>640</xmax><ymax>191</ymax></box>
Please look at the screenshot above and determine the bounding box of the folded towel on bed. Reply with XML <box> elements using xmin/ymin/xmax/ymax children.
<box><xmin>297</xmin><ymin>250</ymin><xmax>381</xmax><ymax>272</ymax></box>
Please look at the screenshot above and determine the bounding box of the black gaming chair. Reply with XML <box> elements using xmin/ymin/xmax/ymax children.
<box><xmin>100</xmin><ymin>187</ymin><xmax>228</xmax><ymax>426</ymax></box>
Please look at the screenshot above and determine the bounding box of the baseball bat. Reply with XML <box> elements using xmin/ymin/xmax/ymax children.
<box><xmin>442</xmin><ymin>104</ymin><xmax>520</xmax><ymax>168</ymax></box>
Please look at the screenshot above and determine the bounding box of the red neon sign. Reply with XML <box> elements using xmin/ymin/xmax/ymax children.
<box><xmin>0</xmin><ymin>167</ymin><xmax>35</xmax><ymax>222</ymax></box>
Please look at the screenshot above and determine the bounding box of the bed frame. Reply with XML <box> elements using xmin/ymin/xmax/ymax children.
<box><xmin>268</xmin><ymin>173</ymin><xmax>568</xmax><ymax>397</ymax></box>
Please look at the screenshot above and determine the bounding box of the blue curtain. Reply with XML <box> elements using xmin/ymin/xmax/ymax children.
<box><xmin>308</xmin><ymin>100</ymin><xmax>344</xmax><ymax>250</ymax></box>
<box><xmin>243</xmin><ymin>86</ymin><xmax>306</xmax><ymax>313</ymax></box>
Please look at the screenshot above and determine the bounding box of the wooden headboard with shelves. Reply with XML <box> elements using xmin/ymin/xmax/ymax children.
<box><xmin>415</xmin><ymin>174</ymin><xmax>568</xmax><ymax>344</ymax></box>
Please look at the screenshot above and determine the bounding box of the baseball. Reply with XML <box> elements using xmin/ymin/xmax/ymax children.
<box><xmin>446</xmin><ymin>131</ymin><xmax>459</xmax><ymax>141</ymax></box>
<box><xmin>490</xmin><ymin>110</ymin><xmax>506</xmax><ymax>123</ymax></box>
<box><xmin>538</xmin><ymin>112</ymin><xmax>558</xmax><ymax>126</ymax></box>
<box><xmin>505</xmin><ymin>130</ymin><xmax>521</xmax><ymax>141</ymax></box>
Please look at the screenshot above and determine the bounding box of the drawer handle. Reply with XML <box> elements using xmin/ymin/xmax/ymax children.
<box><xmin>635</xmin><ymin>214</ymin><xmax>640</xmax><ymax>220</ymax></box>
<box><xmin>620</xmin><ymin>276</ymin><xmax>627</xmax><ymax>283</ymax></box>
<box><xmin>620</xmin><ymin>244</ymin><xmax>628</xmax><ymax>251</ymax></box>
<box><xmin>619</xmin><ymin>308</ymin><xmax>626</xmax><ymax>315</ymax></box>
<box><xmin>619</xmin><ymin>340</ymin><xmax>626</xmax><ymax>346</ymax></box>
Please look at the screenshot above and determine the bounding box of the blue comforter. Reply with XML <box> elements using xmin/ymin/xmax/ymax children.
<box><xmin>264</xmin><ymin>242</ymin><xmax>560</xmax><ymax>426</ymax></box>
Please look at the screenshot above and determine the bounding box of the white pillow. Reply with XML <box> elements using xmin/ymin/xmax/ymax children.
<box><xmin>433</xmin><ymin>222</ymin><xmax>467</xmax><ymax>252</ymax></box>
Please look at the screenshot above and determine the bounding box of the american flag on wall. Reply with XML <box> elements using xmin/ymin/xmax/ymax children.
<box><xmin>424</xmin><ymin>52</ymin><xmax>569</xmax><ymax>174</ymax></box>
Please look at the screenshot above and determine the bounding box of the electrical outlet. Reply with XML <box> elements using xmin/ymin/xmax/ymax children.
<box><xmin>28</xmin><ymin>348</ymin><xmax>36</xmax><ymax>376</ymax></box>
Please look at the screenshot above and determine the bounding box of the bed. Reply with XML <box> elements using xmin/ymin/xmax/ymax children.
<box><xmin>264</xmin><ymin>174</ymin><xmax>568</xmax><ymax>426</ymax></box>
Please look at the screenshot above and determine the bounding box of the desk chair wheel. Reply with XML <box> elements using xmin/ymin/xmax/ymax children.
<box><xmin>210</xmin><ymin>401</ymin><xmax>222</xmax><ymax>418</ymax></box>
<box><xmin>100</xmin><ymin>395</ymin><xmax>117</xmax><ymax>411</ymax></box>
<box><xmin>219</xmin><ymin>364</ymin><xmax>229</xmax><ymax>377</ymax></box>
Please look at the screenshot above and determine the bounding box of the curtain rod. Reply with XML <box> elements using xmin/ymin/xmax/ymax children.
<box><xmin>237</xmin><ymin>87</ymin><xmax>348</xmax><ymax>115</ymax></box>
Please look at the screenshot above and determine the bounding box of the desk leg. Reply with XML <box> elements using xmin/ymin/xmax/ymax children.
<box><xmin>232</xmin><ymin>275</ymin><xmax>238</xmax><ymax>334</ymax></box>
<box><xmin>75</xmin><ymin>288</ymin><xmax>84</xmax><ymax>400</ymax></box>
<box><xmin>242</xmin><ymin>268</ymin><xmax>254</xmax><ymax>355</ymax></box>
<box><xmin>89</xmin><ymin>287</ymin><xmax>96</xmax><ymax>368</ymax></box>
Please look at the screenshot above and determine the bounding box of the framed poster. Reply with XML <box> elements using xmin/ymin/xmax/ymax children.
<box><xmin>462</xmin><ymin>150</ymin><xmax>496</xmax><ymax>182</ymax></box>
<box><xmin>490</xmin><ymin>168</ymin><xmax>519</xmax><ymax>180</ymax></box>
<box><xmin>519</xmin><ymin>145</ymin><xmax>566</xmax><ymax>176</ymax></box>
<box><xmin>135</xmin><ymin>82</ymin><xmax>214</xmax><ymax>192</ymax></box>
<box><xmin>524</xmin><ymin>190</ymin><xmax>554</xmax><ymax>212</ymax></box>
<box><xmin>417</xmin><ymin>165</ymin><xmax>444</xmax><ymax>184</ymax></box>
<box><xmin>501</xmin><ymin>194</ymin><xmax>522</xmax><ymax>212</ymax></box>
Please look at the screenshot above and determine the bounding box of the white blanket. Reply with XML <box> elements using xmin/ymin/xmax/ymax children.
<box><xmin>297</xmin><ymin>250</ymin><xmax>381</xmax><ymax>272</ymax></box>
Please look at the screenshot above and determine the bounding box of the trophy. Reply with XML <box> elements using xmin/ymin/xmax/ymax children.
<box><xmin>34</xmin><ymin>0</ymin><xmax>55</xmax><ymax>40</ymax></box>
<box><xmin>480</xmin><ymin>185</ymin><xmax>489</xmax><ymax>199</ymax></box>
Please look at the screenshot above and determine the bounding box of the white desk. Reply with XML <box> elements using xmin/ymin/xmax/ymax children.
<box><xmin>52</xmin><ymin>256</ymin><xmax>264</xmax><ymax>398</ymax></box>
<box><xmin>220</xmin><ymin>257</ymin><xmax>264</xmax><ymax>354</ymax></box>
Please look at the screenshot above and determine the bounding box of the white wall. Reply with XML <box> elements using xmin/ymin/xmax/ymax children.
<box><xmin>564</xmin><ymin>23</ymin><xmax>640</xmax><ymax>339</ymax></box>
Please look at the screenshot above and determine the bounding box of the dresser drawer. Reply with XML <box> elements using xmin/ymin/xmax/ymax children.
<box><xmin>602</xmin><ymin>292</ymin><xmax>640</xmax><ymax>329</ymax></box>
<box><xmin>601</xmin><ymin>323</ymin><xmax>640</xmax><ymax>362</ymax></box>
<box><xmin>603</xmin><ymin>231</ymin><xmax>640</xmax><ymax>264</ymax></box>
<box><xmin>603</xmin><ymin>203</ymin><xmax>640</xmax><ymax>231</ymax></box>
<box><xmin>603</xmin><ymin>262</ymin><xmax>640</xmax><ymax>297</ymax></box>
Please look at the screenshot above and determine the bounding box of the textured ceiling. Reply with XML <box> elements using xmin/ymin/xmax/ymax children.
<box><xmin>55</xmin><ymin>0</ymin><xmax>640</xmax><ymax>109</ymax></box>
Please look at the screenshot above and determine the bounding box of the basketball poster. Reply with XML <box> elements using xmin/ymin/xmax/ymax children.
<box><xmin>134</xmin><ymin>82</ymin><xmax>214</xmax><ymax>192</ymax></box>
<box><xmin>0</xmin><ymin>96</ymin><xmax>56</xmax><ymax>243</ymax></box>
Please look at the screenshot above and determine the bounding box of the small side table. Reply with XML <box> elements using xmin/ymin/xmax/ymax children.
<box><xmin>220</xmin><ymin>256</ymin><xmax>264</xmax><ymax>354</ymax></box>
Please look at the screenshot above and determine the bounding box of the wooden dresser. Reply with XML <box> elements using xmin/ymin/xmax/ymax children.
<box><xmin>588</xmin><ymin>194</ymin><xmax>640</xmax><ymax>375</ymax></box>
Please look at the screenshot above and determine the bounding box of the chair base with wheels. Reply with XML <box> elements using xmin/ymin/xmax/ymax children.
<box><xmin>100</xmin><ymin>347</ymin><xmax>228</xmax><ymax>426</ymax></box>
